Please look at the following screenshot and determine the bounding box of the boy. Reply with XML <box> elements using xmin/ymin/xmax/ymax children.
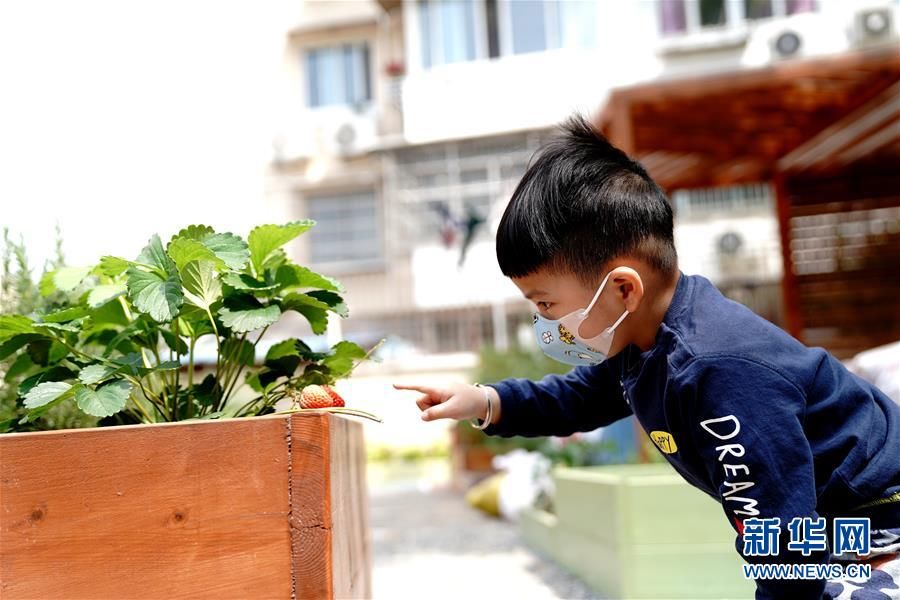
<box><xmin>394</xmin><ymin>113</ymin><xmax>900</xmax><ymax>599</ymax></box>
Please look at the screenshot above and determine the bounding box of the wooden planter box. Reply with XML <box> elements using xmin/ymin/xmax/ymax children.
<box><xmin>0</xmin><ymin>412</ymin><xmax>371</xmax><ymax>600</ymax></box>
<box><xmin>520</xmin><ymin>463</ymin><xmax>754</xmax><ymax>599</ymax></box>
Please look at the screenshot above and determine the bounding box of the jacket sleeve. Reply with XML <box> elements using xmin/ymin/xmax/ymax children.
<box><xmin>679</xmin><ymin>355</ymin><xmax>830</xmax><ymax>600</ymax></box>
<box><xmin>480</xmin><ymin>363</ymin><xmax>632</xmax><ymax>438</ymax></box>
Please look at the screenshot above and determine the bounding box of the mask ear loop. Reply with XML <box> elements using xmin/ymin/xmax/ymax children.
<box><xmin>581</xmin><ymin>270</ymin><xmax>616</xmax><ymax>316</ymax></box>
<box><xmin>607</xmin><ymin>309</ymin><xmax>629</xmax><ymax>333</ymax></box>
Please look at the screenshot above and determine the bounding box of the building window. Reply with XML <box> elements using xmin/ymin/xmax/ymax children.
<box><xmin>305</xmin><ymin>43</ymin><xmax>371</xmax><ymax>108</ymax></box>
<box><xmin>659</xmin><ymin>0</ymin><xmax>816</xmax><ymax>35</ymax></box>
<box><xmin>500</xmin><ymin>0</ymin><xmax>596</xmax><ymax>55</ymax></box>
<box><xmin>307</xmin><ymin>191</ymin><xmax>381</xmax><ymax>265</ymax></box>
<box><xmin>672</xmin><ymin>182</ymin><xmax>773</xmax><ymax>219</ymax></box>
<box><xmin>418</xmin><ymin>0</ymin><xmax>480</xmax><ymax>68</ymax></box>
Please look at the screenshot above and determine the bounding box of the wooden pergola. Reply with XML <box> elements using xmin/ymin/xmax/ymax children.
<box><xmin>599</xmin><ymin>48</ymin><xmax>900</xmax><ymax>358</ymax></box>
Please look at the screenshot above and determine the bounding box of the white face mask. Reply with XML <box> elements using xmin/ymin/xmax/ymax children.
<box><xmin>532</xmin><ymin>269</ymin><xmax>630</xmax><ymax>366</ymax></box>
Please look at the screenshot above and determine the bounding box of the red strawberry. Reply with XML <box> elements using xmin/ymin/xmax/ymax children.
<box><xmin>298</xmin><ymin>385</ymin><xmax>334</xmax><ymax>409</ymax></box>
<box><xmin>322</xmin><ymin>385</ymin><xmax>345</xmax><ymax>407</ymax></box>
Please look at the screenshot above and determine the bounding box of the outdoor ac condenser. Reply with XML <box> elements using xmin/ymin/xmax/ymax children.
<box><xmin>853</xmin><ymin>7</ymin><xmax>897</xmax><ymax>48</ymax></box>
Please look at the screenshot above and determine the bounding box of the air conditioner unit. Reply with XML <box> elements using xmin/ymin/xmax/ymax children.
<box><xmin>742</xmin><ymin>13</ymin><xmax>849</xmax><ymax>67</ymax></box>
<box><xmin>853</xmin><ymin>7</ymin><xmax>896</xmax><ymax>48</ymax></box>
<box><xmin>313</xmin><ymin>108</ymin><xmax>378</xmax><ymax>158</ymax></box>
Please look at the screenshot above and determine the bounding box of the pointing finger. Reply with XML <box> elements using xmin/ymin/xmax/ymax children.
<box><xmin>393</xmin><ymin>383</ymin><xmax>440</xmax><ymax>396</ymax></box>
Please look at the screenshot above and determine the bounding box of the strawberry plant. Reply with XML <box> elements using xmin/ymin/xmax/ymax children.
<box><xmin>0</xmin><ymin>222</ymin><xmax>380</xmax><ymax>433</ymax></box>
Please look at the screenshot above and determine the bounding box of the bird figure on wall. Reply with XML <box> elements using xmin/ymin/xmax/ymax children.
<box><xmin>427</xmin><ymin>200</ymin><xmax>487</xmax><ymax>267</ymax></box>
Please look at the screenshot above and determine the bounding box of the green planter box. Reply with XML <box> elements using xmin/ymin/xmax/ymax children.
<box><xmin>520</xmin><ymin>463</ymin><xmax>755</xmax><ymax>599</ymax></box>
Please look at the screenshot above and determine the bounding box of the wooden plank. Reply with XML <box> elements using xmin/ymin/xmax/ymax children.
<box><xmin>288</xmin><ymin>412</ymin><xmax>370</xmax><ymax>600</ymax></box>
<box><xmin>604</xmin><ymin>47</ymin><xmax>900</xmax><ymax>104</ymax></box>
<box><xmin>0</xmin><ymin>416</ymin><xmax>294</xmax><ymax>600</ymax></box>
<box><xmin>328</xmin><ymin>414</ymin><xmax>371</xmax><ymax>600</ymax></box>
<box><xmin>290</xmin><ymin>412</ymin><xmax>333</xmax><ymax>600</ymax></box>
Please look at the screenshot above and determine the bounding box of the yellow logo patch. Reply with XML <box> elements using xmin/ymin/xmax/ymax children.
<box><xmin>650</xmin><ymin>430</ymin><xmax>678</xmax><ymax>454</ymax></box>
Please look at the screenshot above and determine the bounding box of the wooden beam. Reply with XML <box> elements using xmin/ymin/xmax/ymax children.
<box><xmin>606</xmin><ymin>47</ymin><xmax>900</xmax><ymax>105</ymax></box>
<box><xmin>779</xmin><ymin>81</ymin><xmax>900</xmax><ymax>172</ymax></box>
<box><xmin>774</xmin><ymin>172</ymin><xmax>803</xmax><ymax>340</ymax></box>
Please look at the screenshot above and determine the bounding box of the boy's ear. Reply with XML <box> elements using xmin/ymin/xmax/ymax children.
<box><xmin>610</xmin><ymin>266</ymin><xmax>644</xmax><ymax>312</ymax></box>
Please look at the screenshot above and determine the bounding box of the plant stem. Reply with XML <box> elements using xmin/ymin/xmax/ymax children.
<box><xmin>172</xmin><ymin>319</ymin><xmax>181</xmax><ymax>420</ymax></box>
<box><xmin>220</xmin><ymin>327</ymin><xmax>265</xmax><ymax>412</ymax></box>
<box><xmin>129</xmin><ymin>394</ymin><xmax>155</xmax><ymax>423</ymax></box>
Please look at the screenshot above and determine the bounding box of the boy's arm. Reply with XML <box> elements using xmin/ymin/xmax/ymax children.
<box><xmin>680</xmin><ymin>356</ymin><xmax>829</xmax><ymax>600</ymax></box>
<box><xmin>479</xmin><ymin>363</ymin><xmax>632</xmax><ymax>438</ymax></box>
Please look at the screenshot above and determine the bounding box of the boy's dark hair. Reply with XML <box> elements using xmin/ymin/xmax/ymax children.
<box><xmin>496</xmin><ymin>112</ymin><xmax>678</xmax><ymax>287</ymax></box>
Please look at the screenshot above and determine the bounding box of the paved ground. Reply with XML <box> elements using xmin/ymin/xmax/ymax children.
<box><xmin>369</xmin><ymin>483</ymin><xmax>602</xmax><ymax>600</ymax></box>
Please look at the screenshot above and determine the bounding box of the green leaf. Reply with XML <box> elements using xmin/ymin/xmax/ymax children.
<box><xmin>0</xmin><ymin>417</ymin><xmax>16</xmax><ymax>433</ymax></box>
<box><xmin>0</xmin><ymin>315</ymin><xmax>37</xmax><ymax>341</ymax></box>
<box><xmin>202</xmin><ymin>232</ymin><xmax>249</xmax><ymax>271</ymax></box>
<box><xmin>280</xmin><ymin>293</ymin><xmax>329</xmax><ymax>334</ymax></box>
<box><xmin>191</xmin><ymin>374</ymin><xmax>222</xmax><ymax>409</ymax></box>
<box><xmin>89</xmin><ymin>298</ymin><xmax>130</xmax><ymax>327</ymax></box>
<box><xmin>41</xmin><ymin>305</ymin><xmax>89</xmax><ymax>323</ymax></box>
<box><xmin>26</xmin><ymin>339</ymin><xmax>69</xmax><ymax>366</ymax></box>
<box><xmin>172</xmin><ymin>224</ymin><xmax>215</xmax><ymax>242</ymax></box>
<box><xmin>87</xmin><ymin>283</ymin><xmax>127</xmax><ymax>308</ymax></box>
<box><xmin>262</xmin><ymin>248</ymin><xmax>288</xmax><ymax>272</ymax></box>
<box><xmin>247</xmin><ymin>221</ymin><xmax>314</xmax><ymax>275</ymax></box>
<box><xmin>322</xmin><ymin>341</ymin><xmax>367</xmax><ymax>379</ymax></box>
<box><xmin>136</xmin><ymin>234</ymin><xmax>174</xmax><ymax>272</ymax></box>
<box><xmin>53</xmin><ymin>266</ymin><xmax>93</xmax><ymax>292</ymax></box>
<box><xmin>74</xmin><ymin>380</ymin><xmax>131</xmax><ymax>417</ymax></box>
<box><xmin>167</xmin><ymin>238</ymin><xmax>225</xmax><ymax>272</ymax></box>
<box><xmin>218</xmin><ymin>296</ymin><xmax>281</xmax><ymax>333</ymax></box>
<box><xmin>175</xmin><ymin>307</ymin><xmax>216</xmax><ymax>339</ymax></box>
<box><xmin>154</xmin><ymin>360</ymin><xmax>182</xmax><ymax>371</ymax></box>
<box><xmin>39</xmin><ymin>271</ymin><xmax>56</xmax><ymax>296</ymax></box>
<box><xmin>24</xmin><ymin>381</ymin><xmax>73</xmax><ymax>409</ymax></box>
<box><xmin>0</xmin><ymin>333</ymin><xmax>42</xmax><ymax>361</ymax></box>
<box><xmin>95</xmin><ymin>256</ymin><xmax>132</xmax><ymax>277</ymax></box>
<box><xmin>222</xmin><ymin>337</ymin><xmax>255</xmax><ymax>367</ymax></box>
<box><xmin>275</xmin><ymin>264</ymin><xmax>343</xmax><ymax>293</ymax></box>
<box><xmin>110</xmin><ymin>352</ymin><xmax>144</xmax><ymax>375</ymax></box>
<box><xmin>306</xmin><ymin>290</ymin><xmax>348</xmax><ymax>318</ymax></box>
<box><xmin>18</xmin><ymin>366</ymin><xmax>76</xmax><ymax>397</ymax></box>
<box><xmin>161</xmin><ymin>328</ymin><xmax>189</xmax><ymax>355</ymax></box>
<box><xmin>78</xmin><ymin>364</ymin><xmax>116</xmax><ymax>385</ymax></box>
<box><xmin>127</xmin><ymin>266</ymin><xmax>183</xmax><ymax>322</ymax></box>
<box><xmin>181</xmin><ymin>260</ymin><xmax>222</xmax><ymax>311</ymax></box>
<box><xmin>263</xmin><ymin>339</ymin><xmax>325</xmax><ymax>378</ymax></box>
<box><xmin>281</xmin><ymin>293</ymin><xmax>331</xmax><ymax>312</ymax></box>
<box><xmin>221</xmin><ymin>273</ymin><xmax>278</xmax><ymax>292</ymax></box>
<box><xmin>5</xmin><ymin>352</ymin><xmax>36</xmax><ymax>381</ymax></box>
<box><xmin>265</xmin><ymin>338</ymin><xmax>326</xmax><ymax>362</ymax></box>
<box><xmin>100</xmin><ymin>322</ymin><xmax>141</xmax><ymax>358</ymax></box>
<box><xmin>33</xmin><ymin>321</ymin><xmax>79</xmax><ymax>334</ymax></box>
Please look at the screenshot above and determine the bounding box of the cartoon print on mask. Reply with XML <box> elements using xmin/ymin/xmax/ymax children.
<box><xmin>541</xmin><ymin>331</ymin><xmax>554</xmax><ymax>344</ymax></box>
<box><xmin>564</xmin><ymin>350</ymin><xmax>595</xmax><ymax>361</ymax></box>
<box><xmin>558</xmin><ymin>324</ymin><xmax>576</xmax><ymax>345</ymax></box>
<box><xmin>532</xmin><ymin>314</ymin><xmax>539</xmax><ymax>324</ymax></box>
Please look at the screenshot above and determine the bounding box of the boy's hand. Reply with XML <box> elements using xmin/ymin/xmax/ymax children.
<box><xmin>392</xmin><ymin>382</ymin><xmax>499</xmax><ymax>424</ymax></box>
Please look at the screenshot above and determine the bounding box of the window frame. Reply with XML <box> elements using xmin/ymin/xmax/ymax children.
<box><xmin>304</xmin><ymin>41</ymin><xmax>373</xmax><ymax>110</ymax></box>
<box><xmin>415</xmin><ymin>0</ymin><xmax>488</xmax><ymax>70</ymax></box>
<box><xmin>304</xmin><ymin>189</ymin><xmax>385</xmax><ymax>273</ymax></box>
<box><xmin>657</xmin><ymin>0</ymin><xmax>815</xmax><ymax>38</ymax></box>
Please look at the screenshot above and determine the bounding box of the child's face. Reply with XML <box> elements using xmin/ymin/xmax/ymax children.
<box><xmin>511</xmin><ymin>267</ymin><xmax>625</xmax><ymax>342</ymax></box>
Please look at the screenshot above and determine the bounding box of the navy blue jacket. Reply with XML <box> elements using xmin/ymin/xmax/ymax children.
<box><xmin>482</xmin><ymin>272</ymin><xmax>900</xmax><ymax>599</ymax></box>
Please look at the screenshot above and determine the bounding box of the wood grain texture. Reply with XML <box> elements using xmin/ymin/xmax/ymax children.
<box><xmin>328</xmin><ymin>415</ymin><xmax>370</xmax><ymax>600</ymax></box>
<box><xmin>288</xmin><ymin>413</ymin><xmax>371</xmax><ymax>600</ymax></box>
<box><xmin>0</xmin><ymin>416</ymin><xmax>292</xmax><ymax>599</ymax></box>
<box><xmin>0</xmin><ymin>412</ymin><xmax>369</xmax><ymax>600</ymax></box>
